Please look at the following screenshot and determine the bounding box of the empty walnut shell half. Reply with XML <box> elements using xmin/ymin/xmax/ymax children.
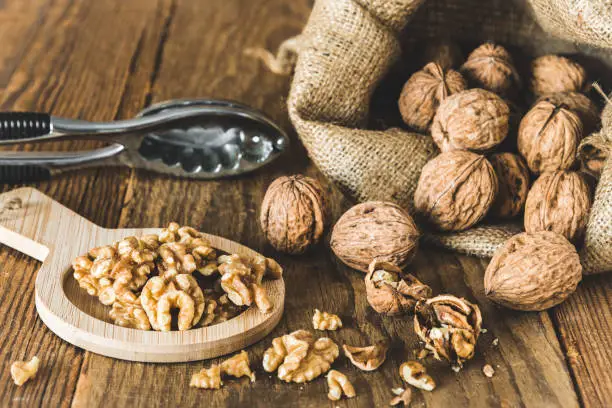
<box><xmin>489</xmin><ymin>153</ymin><xmax>530</xmax><ymax>218</ymax></box>
<box><xmin>414</xmin><ymin>151</ymin><xmax>498</xmax><ymax>231</ymax></box>
<box><xmin>518</xmin><ymin>100</ymin><xmax>584</xmax><ymax>174</ymax></box>
<box><xmin>342</xmin><ymin>342</ymin><xmax>389</xmax><ymax>371</ymax></box>
<box><xmin>460</xmin><ymin>43</ymin><xmax>520</xmax><ymax>97</ymax></box>
<box><xmin>330</xmin><ymin>202</ymin><xmax>420</xmax><ymax>273</ymax></box>
<box><xmin>431</xmin><ymin>89</ymin><xmax>510</xmax><ymax>152</ymax></box>
<box><xmin>398</xmin><ymin>62</ymin><xmax>467</xmax><ymax>132</ymax></box>
<box><xmin>537</xmin><ymin>92</ymin><xmax>600</xmax><ymax>135</ymax></box>
<box><xmin>260</xmin><ymin>174</ymin><xmax>328</xmax><ymax>254</ymax></box>
<box><xmin>524</xmin><ymin>171</ymin><xmax>592</xmax><ymax>244</ymax></box>
<box><xmin>485</xmin><ymin>231</ymin><xmax>582</xmax><ymax>311</ymax></box>
<box><xmin>531</xmin><ymin>55</ymin><xmax>587</xmax><ymax>97</ymax></box>
<box><xmin>414</xmin><ymin>295</ymin><xmax>482</xmax><ymax>368</ymax></box>
<box><xmin>365</xmin><ymin>259</ymin><xmax>432</xmax><ymax>315</ymax></box>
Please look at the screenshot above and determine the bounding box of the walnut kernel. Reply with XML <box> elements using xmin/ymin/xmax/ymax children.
<box><xmin>312</xmin><ymin>309</ymin><xmax>342</xmax><ymax>331</ymax></box>
<box><xmin>390</xmin><ymin>387</ymin><xmax>412</xmax><ymax>406</ymax></box>
<box><xmin>399</xmin><ymin>361</ymin><xmax>436</xmax><ymax>391</ymax></box>
<box><xmin>326</xmin><ymin>370</ymin><xmax>356</xmax><ymax>401</ymax></box>
<box><xmin>11</xmin><ymin>356</ymin><xmax>40</xmax><ymax>386</ymax></box>
<box><xmin>220</xmin><ymin>350</ymin><xmax>255</xmax><ymax>382</ymax></box>
<box><xmin>190</xmin><ymin>365</ymin><xmax>223</xmax><ymax>389</ymax></box>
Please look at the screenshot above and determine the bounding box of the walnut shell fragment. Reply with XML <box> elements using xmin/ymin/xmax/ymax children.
<box><xmin>398</xmin><ymin>62</ymin><xmax>467</xmax><ymax>132</ymax></box>
<box><xmin>260</xmin><ymin>174</ymin><xmax>328</xmax><ymax>254</ymax></box>
<box><xmin>460</xmin><ymin>43</ymin><xmax>520</xmax><ymax>96</ymax></box>
<box><xmin>489</xmin><ymin>153</ymin><xmax>530</xmax><ymax>218</ymax></box>
<box><xmin>538</xmin><ymin>92</ymin><xmax>600</xmax><ymax>134</ymax></box>
<box><xmin>531</xmin><ymin>55</ymin><xmax>587</xmax><ymax>96</ymax></box>
<box><xmin>484</xmin><ymin>231</ymin><xmax>582</xmax><ymax>311</ymax></box>
<box><xmin>518</xmin><ymin>100</ymin><xmax>584</xmax><ymax>174</ymax></box>
<box><xmin>365</xmin><ymin>260</ymin><xmax>432</xmax><ymax>315</ymax></box>
<box><xmin>331</xmin><ymin>202</ymin><xmax>420</xmax><ymax>272</ymax></box>
<box><xmin>524</xmin><ymin>171</ymin><xmax>592</xmax><ymax>243</ymax></box>
<box><xmin>431</xmin><ymin>89</ymin><xmax>510</xmax><ymax>152</ymax></box>
<box><xmin>342</xmin><ymin>342</ymin><xmax>388</xmax><ymax>371</ymax></box>
<box><xmin>414</xmin><ymin>151</ymin><xmax>498</xmax><ymax>231</ymax></box>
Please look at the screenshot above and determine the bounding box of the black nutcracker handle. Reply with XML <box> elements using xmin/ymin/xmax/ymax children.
<box><xmin>0</xmin><ymin>165</ymin><xmax>51</xmax><ymax>185</ymax></box>
<box><xmin>0</xmin><ymin>112</ymin><xmax>52</xmax><ymax>141</ymax></box>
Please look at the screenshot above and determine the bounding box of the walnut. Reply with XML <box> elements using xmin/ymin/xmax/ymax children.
<box><xmin>538</xmin><ymin>92</ymin><xmax>600</xmax><ymax>134</ymax></box>
<box><xmin>489</xmin><ymin>153</ymin><xmax>530</xmax><ymax>218</ymax></box>
<box><xmin>483</xmin><ymin>364</ymin><xmax>495</xmax><ymax>378</ymax></box>
<box><xmin>11</xmin><ymin>356</ymin><xmax>40</xmax><ymax>386</ymax></box>
<box><xmin>342</xmin><ymin>342</ymin><xmax>388</xmax><ymax>371</ymax></box>
<box><xmin>312</xmin><ymin>309</ymin><xmax>342</xmax><ymax>331</ymax></box>
<box><xmin>365</xmin><ymin>260</ymin><xmax>432</xmax><ymax>316</ymax></box>
<box><xmin>326</xmin><ymin>370</ymin><xmax>356</xmax><ymax>401</ymax></box>
<box><xmin>109</xmin><ymin>292</ymin><xmax>151</xmax><ymax>330</ymax></box>
<box><xmin>524</xmin><ymin>171</ymin><xmax>592</xmax><ymax>243</ymax></box>
<box><xmin>140</xmin><ymin>275</ymin><xmax>207</xmax><ymax>331</ymax></box>
<box><xmin>390</xmin><ymin>387</ymin><xmax>412</xmax><ymax>406</ymax></box>
<box><xmin>399</xmin><ymin>361</ymin><xmax>436</xmax><ymax>391</ymax></box>
<box><xmin>260</xmin><ymin>175</ymin><xmax>329</xmax><ymax>254</ymax></box>
<box><xmin>531</xmin><ymin>55</ymin><xmax>587</xmax><ymax>96</ymax></box>
<box><xmin>414</xmin><ymin>295</ymin><xmax>482</xmax><ymax>368</ymax></box>
<box><xmin>262</xmin><ymin>330</ymin><xmax>339</xmax><ymax>383</ymax></box>
<box><xmin>398</xmin><ymin>62</ymin><xmax>467</xmax><ymax>132</ymax></box>
<box><xmin>421</xmin><ymin>39</ymin><xmax>463</xmax><ymax>69</ymax></box>
<box><xmin>190</xmin><ymin>365</ymin><xmax>223</xmax><ymax>389</ymax></box>
<box><xmin>484</xmin><ymin>231</ymin><xmax>582</xmax><ymax>311</ymax></box>
<box><xmin>518</xmin><ymin>100</ymin><xmax>584</xmax><ymax>173</ymax></box>
<box><xmin>431</xmin><ymin>89</ymin><xmax>510</xmax><ymax>152</ymax></box>
<box><xmin>220</xmin><ymin>350</ymin><xmax>255</xmax><ymax>382</ymax></box>
<box><xmin>330</xmin><ymin>202</ymin><xmax>420</xmax><ymax>273</ymax></box>
<box><xmin>414</xmin><ymin>151</ymin><xmax>498</xmax><ymax>231</ymax></box>
<box><xmin>460</xmin><ymin>43</ymin><xmax>520</xmax><ymax>96</ymax></box>
<box><xmin>157</xmin><ymin>223</ymin><xmax>217</xmax><ymax>277</ymax></box>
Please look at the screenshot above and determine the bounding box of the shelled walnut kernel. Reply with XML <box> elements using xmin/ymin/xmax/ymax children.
<box><xmin>11</xmin><ymin>357</ymin><xmax>40</xmax><ymax>386</ymax></box>
<box><xmin>190</xmin><ymin>365</ymin><xmax>223</xmax><ymax>389</ymax></box>
<box><xmin>312</xmin><ymin>309</ymin><xmax>342</xmax><ymax>331</ymax></box>
<box><xmin>221</xmin><ymin>351</ymin><xmax>255</xmax><ymax>382</ymax></box>
<box><xmin>326</xmin><ymin>370</ymin><xmax>356</xmax><ymax>401</ymax></box>
<box><xmin>399</xmin><ymin>361</ymin><xmax>436</xmax><ymax>391</ymax></box>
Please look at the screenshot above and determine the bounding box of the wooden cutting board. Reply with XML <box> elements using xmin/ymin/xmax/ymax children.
<box><xmin>0</xmin><ymin>187</ymin><xmax>285</xmax><ymax>363</ymax></box>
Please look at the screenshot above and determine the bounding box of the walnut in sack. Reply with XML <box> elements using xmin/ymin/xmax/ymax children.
<box><xmin>190</xmin><ymin>365</ymin><xmax>223</xmax><ymax>389</ymax></box>
<box><xmin>414</xmin><ymin>151</ymin><xmax>498</xmax><ymax>231</ymax></box>
<box><xmin>531</xmin><ymin>55</ymin><xmax>586</xmax><ymax>96</ymax></box>
<box><xmin>414</xmin><ymin>295</ymin><xmax>482</xmax><ymax>368</ymax></box>
<box><xmin>538</xmin><ymin>92</ymin><xmax>600</xmax><ymax>134</ymax></box>
<box><xmin>262</xmin><ymin>330</ymin><xmax>339</xmax><ymax>383</ymax></box>
<box><xmin>485</xmin><ymin>231</ymin><xmax>582</xmax><ymax>311</ymax></box>
<box><xmin>518</xmin><ymin>100</ymin><xmax>584</xmax><ymax>174</ymax></box>
<box><xmin>460</xmin><ymin>43</ymin><xmax>520</xmax><ymax>96</ymax></box>
<box><xmin>330</xmin><ymin>202</ymin><xmax>420</xmax><ymax>272</ymax></box>
<box><xmin>489</xmin><ymin>153</ymin><xmax>530</xmax><ymax>218</ymax></box>
<box><xmin>326</xmin><ymin>370</ymin><xmax>356</xmax><ymax>401</ymax></box>
<box><xmin>312</xmin><ymin>309</ymin><xmax>342</xmax><ymax>331</ymax></box>
<box><xmin>398</xmin><ymin>62</ymin><xmax>467</xmax><ymax>132</ymax></box>
<box><xmin>343</xmin><ymin>342</ymin><xmax>388</xmax><ymax>371</ymax></box>
<box><xmin>260</xmin><ymin>175</ymin><xmax>328</xmax><ymax>254</ymax></box>
<box><xmin>365</xmin><ymin>260</ymin><xmax>432</xmax><ymax>316</ymax></box>
<box><xmin>431</xmin><ymin>89</ymin><xmax>510</xmax><ymax>152</ymax></box>
<box><xmin>524</xmin><ymin>171</ymin><xmax>592</xmax><ymax>243</ymax></box>
<box><xmin>11</xmin><ymin>356</ymin><xmax>40</xmax><ymax>386</ymax></box>
<box><xmin>109</xmin><ymin>292</ymin><xmax>151</xmax><ymax>330</ymax></box>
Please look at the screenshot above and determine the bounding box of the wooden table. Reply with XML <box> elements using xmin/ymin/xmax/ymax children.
<box><xmin>0</xmin><ymin>1</ymin><xmax>610</xmax><ymax>406</ymax></box>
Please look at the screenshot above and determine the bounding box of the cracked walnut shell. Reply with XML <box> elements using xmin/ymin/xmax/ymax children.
<box><xmin>398</xmin><ymin>62</ymin><xmax>467</xmax><ymax>132</ymax></box>
<box><xmin>518</xmin><ymin>100</ymin><xmax>584</xmax><ymax>174</ymax></box>
<box><xmin>524</xmin><ymin>171</ymin><xmax>591</xmax><ymax>243</ymax></box>
<box><xmin>343</xmin><ymin>342</ymin><xmax>388</xmax><ymax>371</ymax></box>
<box><xmin>431</xmin><ymin>89</ymin><xmax>510</xmax><ymax>152</ymax></box>
<box><xmin>260</xmin><ymin>175</ymin><xmax>328</xmax><ymax>254</ymax></box>
<box><xmin>331</xmin><ymin>202</ymin><xmax>420</xmax><ymax>273</ymax></box>
<box><xmin>326</xmin><ymin>370</ymin><xmax>356</xmax><ymax>401</ymax></box>
<box><xmin>11</xmin><ymin>356</ymin><xmax>40</xmax><ymax>386</ymax></box>
<box><xmin>365</xmin><ymin>260</ymin><xmax>432</xmax><ymax>316</ymax></box>
<box><xmin>485</xmin><ymin>231</ymin><xmax>582</xmax><ymax>311</ymax></box>
<box><xmin>531</xmin><ymin>55</ymin><xmax>586</xmax><ymax>96</ymax></box>
<box><xmin>414</xmin><ymin>151</ymin><xmax>498</xmax><ymax>231</ymax></box>
<box><xmin>312</xmin><ymin>309</ymin><xmax>342</xmax><ymax>331</ymax></box>
<box><xmin>489</xmin><ymin>153</ymin><xmax>530</xmax><ymax>218</ymax></box>
<box><xmin>460</xmin><ymin>43</ymin><xmax>520</xmax><ymax>96</ymax></box>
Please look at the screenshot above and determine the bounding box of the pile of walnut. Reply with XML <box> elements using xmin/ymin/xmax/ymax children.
<box><xmin>72</xmin><ymin>222</ymin><xmax>282</xmax><ymax>331</ymax></box>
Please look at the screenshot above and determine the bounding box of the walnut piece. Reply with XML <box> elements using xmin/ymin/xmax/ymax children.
<box><xmin>260</xmin><ymin>175</ymin><xmax>329</xmax><ymax>254</ymax></box>
<box><xmin>190</xmin><ymin>365</ymin><xmax>223</xmax><ymax>389</ymax></box>
<box><xmin>343</xmin><ymin>342</ymin><xmax>388</xmax><ymax>371</ymax></box>
<box><xmin>220</xmin><ymin>350</ymin><xmax>255</xmax><ymax>382</ymax></box>
<box><xmin>489</xmin><ymin>153</ymin><xmax>530</xmax><ymax>218</ymax></box>
<box><xmin>262</xmin><ymin>330</ymin><xmax>339</xmax><ymax>383</ymax></box>
<box><xmin>331</xmin><ymin>202</ymin><xmax>420</xmax><ymax>272</ymax></box>
<box><xmin>11</xmin><ymin>356</ymin><xmax>40</xmax><ymax>386</ymax></box>
<box><xmin>460</xmin><ymin>43</ymin><xmax>520</xmax><ymax>96</ymax></box>
<box><xmin>524</xmin><ymin>171</ymin><xmax>592</xmax><ymax>243</ymax></box>
<box><xmin>399</xmin><ymin>361</ymin><xmax>436</xmax><ymax>391</ymax></box>
<box><xmin>109</xmin><ymin>292</ymin><xmax>151</xmax><ymax>330</ymax></box>
<box><xmin>158</xmin><ymin>222</ymin><xmax>217</xmax><ymax>278</ymax></box>
<box><xmin>431</xmin><ymin>88</ymin><xmax>510</xmax><ymax>152</ymax></box>
<box><xmin>414</xmin><ymin>151</ymin><xmax>498</xmax><ymax>232</ymax></box>
<box><xmin>483</xmin><ymin>364</ymin><xmax>495</xmax><ymax>378</ymax></box>
<box><xmin>365</xmin><ymin>260</ymin><xmax>432</xmax><ymax>316</ymax></box>
<box><xmin>326</xmin><ymin>370</ymin><xmax>356</xmax><ymax>401</ymax></box>
<box><xmin>398</xmin><ymin>62</ymin><xmax>467</xmax><ymax>132</ymax></box>
<box><xmin>312</xmin><ymin>309</ymin><xmax>342</xmax><ymax>331</ymax></box>
<box><xmin>414</xmin><ymin>295</ymin><xmax>482</xmax><ymax>368</ymax></box>
<box><xmin>531</xmin><ymin>55</ymin><xmax>586</xmax><ymax>96</ymax></box>
<box><xmin>484</xmin><ymin>231</ymin><xmax>582</xmax><ymax>311</ymax></box>
<box><xmin>390</xmin><ymin>387</ymin><xmax>412</xmax><ymax>406</ymax></box>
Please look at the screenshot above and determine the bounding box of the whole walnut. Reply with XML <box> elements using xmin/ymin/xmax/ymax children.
<box><xmin>524</xmin><ymin>171</ymin><xmax>591</xmax><ymax>244</ymax></box>
<box><xmin>537</xmin><ymin>92</ymin><xmax>600</xmax><ymax>134</ymax></box>
<box><xmin>489</xmin><ymin>153</ymin><xmax>530</xmax><ymax>218</ymax></box>
<box><xmin>531</xmin><ymin>55</ymin><xmax>586</xmax><ymax>96</ymax></box>
<box><xmin>260</xmin><ymin>175</ymin><xmax>328</xmax><ymax>254</ymax></box>
<box><xmin>484</xmin><ymin>231</ymin><xmax>582</xmax><ymax>311</ymax></box>
<box><xmin>518</xmin><ymin>100</ymin><xmax>584</xmax><ymax>174</ymax></box>
<box><xmin>398</xmin><ymin>62</ymin><xmax>467</xmax><ymax>132</ymax></box>
<box><xmin>414</xmin><ymin>151</ymin><xmax>498</xmax><ymax>231</ymax></box>
<box><xmin>431</xmin><ymin>89</ymin><xmax>510</xmax><ymax>152</ymax></box>
<box><xmin>330</xmin><ymin>202</ymin><xmax>420</xmax><ymax>273</ymax></box>
<box><xmin>460</xmin><ymin>43</ymin><xmax>520</xmax><ymax>96</ymax></box>
<box><xmin>421</xmin><ymin>39</ymin><xmax>463</xmax><ymax>69</ymax></box>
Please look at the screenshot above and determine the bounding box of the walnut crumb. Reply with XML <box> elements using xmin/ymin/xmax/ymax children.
<box><xmin>483</xmin><ymin>364</ymin><xmax>495</xmax><ymax>378</ymax></box>
<box><xmin>492</xmin><ymin>338</ymin><xmax>499</xmax><ymax>346</ymax></box>
<box><xmin>390</xmin><ymin>387</ymin><xmax>412</xmax><ymax>406</ymax></box>
<box><xmin>11</xmin><ymin>356</ymin><xmax>40</xmax><ymax>386</ymax></box>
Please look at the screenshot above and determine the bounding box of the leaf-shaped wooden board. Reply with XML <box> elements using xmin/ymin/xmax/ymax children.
<box><xmin>0</xmin><ymin>187</ymin><xmax>284</xmax><ymax>363</ymax></box>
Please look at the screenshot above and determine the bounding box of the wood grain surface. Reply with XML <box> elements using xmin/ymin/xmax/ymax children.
<box><xmin>0</xmin><ymin>0</ymin><xmax>610</xmax><ymax>407</ymax></box>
